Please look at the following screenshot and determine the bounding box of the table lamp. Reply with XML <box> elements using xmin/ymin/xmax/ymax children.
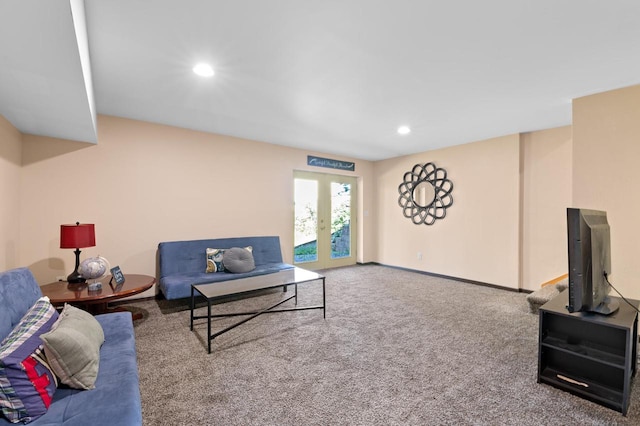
<box><xmin>60</xmin><ymin>222</ymin><xmax>96</xmax><ymax>283</ymax></box>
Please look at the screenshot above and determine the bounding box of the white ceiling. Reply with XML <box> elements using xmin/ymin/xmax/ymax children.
<box><xmin>2</xmin><ymin>0</ymin><xmax>640</xmax><ymax>161</ymax></box>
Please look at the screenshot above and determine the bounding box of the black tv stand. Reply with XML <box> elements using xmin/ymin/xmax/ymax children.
<box><xmin>538</xmin><ymin>292</ymin><xmax>638</xmax><ymax>415</ymax></box>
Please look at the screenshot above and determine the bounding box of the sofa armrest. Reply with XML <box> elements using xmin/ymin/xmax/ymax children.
<box><xmin>0</xmin><ymin>267</ymin><xmax>43</xmax><ymax>341</ymax></box>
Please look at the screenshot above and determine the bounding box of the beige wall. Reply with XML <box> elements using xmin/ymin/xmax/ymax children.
<box><xmin>18</xmin><ymin>115</ymin><xmax>375</xmax><ymax>292</ymax></box>
<box><xmin>573</xmin><ymin>84</ymin><xmax>640</xmax><ymax>299</ymax></box>
<box><xmin>0</xmin><ymin>116</ymin><xmax>22</xmax><ymax>270</ymax></box>
<box><xmin>7</xmin><ymin>84</ymin><xmax>638</xmax><ymax>299</ymax></box>
<box><xmin>521</xmin><ymin>126</ymin><xmax>572</xmax><ymax>290</ymax></box>
<box><xmin>374</xmin><ymin>134</ymin><xmax>522</xmax><ymax>289</ymax></box>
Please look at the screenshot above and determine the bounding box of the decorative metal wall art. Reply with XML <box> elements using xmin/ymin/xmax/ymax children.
<box><xmin>398</xmin><ymin>162</ymin><xmax>453</xmax><ymax>225</ymax></box>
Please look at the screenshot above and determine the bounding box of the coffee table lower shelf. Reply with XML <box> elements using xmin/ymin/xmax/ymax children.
<box><xmin>190</xmin><ymin>268</ymin><xmax>325</xmax><ymax>353</ymax></box>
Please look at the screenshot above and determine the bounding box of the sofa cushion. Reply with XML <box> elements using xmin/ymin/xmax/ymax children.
<box><xmin>160</xmin><ymin>236</ymin><xmax>286</xmax><ymax>279</ymax></box>
<box><xmin>20</xmin><ymin>312</ymin><xmax>143</xmax><ymax>426</ymax></box>
<box><xmin>158</xmin><ymin>236</ymin><xmax>294</xmax><ymax>300</ymax></box>
<box><xmin>40</xmin><ymin>304</ymin><xmax>105</xmax><ymax>390</ymax></box>
<box><xmin>159</xmin><ymin>262</ymin><xmax>294</xmax><ymax>300</ymax></box>
<box><xmin>223</xmin><ymin>247</ymin><xmax>256</xmax><ymax>273</ymax></box>
<box><xmin>0</xmin><ymin>297</ymin><xmax>59</xmax><ymax>424</ymax></box>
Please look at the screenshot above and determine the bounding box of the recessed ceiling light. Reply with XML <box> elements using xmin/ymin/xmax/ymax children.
<box><xmin>193</xmin><ymin>63</ymin><xmax>214</xmax><ymax>77</ymax></box>
<box><xmin>397</xmin><ymin>126</ymin><xmax>411</xmax><ymax>135</ymax></box>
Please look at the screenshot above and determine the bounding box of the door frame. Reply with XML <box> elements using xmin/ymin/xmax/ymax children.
<box><xmin>293</xmin><ymin>170</ymin><xmax>357</xmax><ymax>270</ymax></box>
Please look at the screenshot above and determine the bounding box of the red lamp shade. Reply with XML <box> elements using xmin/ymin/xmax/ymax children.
<box><xmin>60</xmin><ymin>223</ymin><xmax>96</xmax><ymax>249</ymax></box>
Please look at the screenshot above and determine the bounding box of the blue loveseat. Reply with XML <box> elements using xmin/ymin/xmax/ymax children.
<box><xmin>158</xmin><ymin>236</ymin><xmax>294</xmax><ymax>300</ymax></box>
<box><xmin>0</xmin><ymin>267</ymin><xmax>142</xmax><ymax>425</ymax></box>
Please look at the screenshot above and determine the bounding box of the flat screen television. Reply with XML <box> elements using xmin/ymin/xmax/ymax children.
<box><xmin>566</xmin><ymin>208</ymin><xmax>619</xmax><ymax>315</ymax></box>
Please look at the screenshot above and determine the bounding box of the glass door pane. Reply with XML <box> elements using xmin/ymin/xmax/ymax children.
<box><xmin>330</xmin><ymin>182</ymin><xmax>351</xmax><ymax>259</ymax></box>
<box><xmin>294</xmin><ymin>178</ymin><xmax>318</xmax><ymax>264</ymax></box>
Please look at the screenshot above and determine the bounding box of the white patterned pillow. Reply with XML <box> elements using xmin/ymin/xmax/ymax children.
<box><xmin>205</xmin><ymin>248</ymin><xmax>225</xmax><ymax>273</ymax></box>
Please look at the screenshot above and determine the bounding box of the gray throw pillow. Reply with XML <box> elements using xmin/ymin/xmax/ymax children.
<box><xmin>223</xmin><ymin>246</ymin><xmax>256</xmax><ymax>273</ymax></box>
<box><xmin>40</xmin><ymin>304</ymin><xmax>105</xmax><ymax>390</ymax></box>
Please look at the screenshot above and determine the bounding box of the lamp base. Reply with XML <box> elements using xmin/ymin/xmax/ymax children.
<box><xmin>67</xmin><ymin>271</ymin><xmax>86</xmax><ymax>284</ymax></box>
<box><xmin>67</xmin><ymin>248</ymin><xmax>86</xmax><ymax>283</ymax></box>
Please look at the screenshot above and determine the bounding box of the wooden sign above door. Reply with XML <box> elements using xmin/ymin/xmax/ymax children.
<box><xmin>307</xmin><ymin>155</ymin><xmax>355</xmax><ymax>172</ymax></box>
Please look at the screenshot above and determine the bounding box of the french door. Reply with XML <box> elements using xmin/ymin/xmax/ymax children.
<box><xmin>293</xmin><ymin>171</ymin><xmax>357</xmax><ymax>270</ymax></box>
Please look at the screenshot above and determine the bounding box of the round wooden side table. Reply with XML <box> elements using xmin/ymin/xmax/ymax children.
<box><xmin>40</xmin><ymin>274</ymin><xmax>155</xmax><ymax>320</ymax></box>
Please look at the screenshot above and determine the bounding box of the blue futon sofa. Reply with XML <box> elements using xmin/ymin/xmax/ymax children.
<box><xmin>158</xmin><ymin>236</ymin><xmax>294</xmax><ymax>300</ymax></box>
<box><xmin>0</xmin><ymin>267</ymin><xmax>142</xmax><ymax>425</ymax></box>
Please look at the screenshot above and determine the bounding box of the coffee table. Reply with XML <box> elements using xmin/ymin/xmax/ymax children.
<box><xmin>40</xmin><ymin>274</ymin><xmax>155</xmax><ymax>320</ymax></box>
<box><xmin>190</xmin><ymin>267</ymin><xmax>325</xmax><ymax>353</ymax></box>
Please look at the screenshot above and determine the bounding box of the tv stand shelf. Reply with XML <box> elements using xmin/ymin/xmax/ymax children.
<box><xmin>538</xmin><ymin>292</ymin><xmax>638</xmax><ymax>415</ymax></box>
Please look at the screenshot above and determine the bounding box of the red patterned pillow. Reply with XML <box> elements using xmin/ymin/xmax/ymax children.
<box><xmin>0</xmin><ymin>297</ymin><xmax>59</xmax><ymax>423</ymax></box>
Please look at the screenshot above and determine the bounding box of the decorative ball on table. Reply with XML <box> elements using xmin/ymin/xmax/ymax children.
<box><xmin>79</xmin><ymin>256</ymin><xmax>110</xmax><ymax>290</ymax></box>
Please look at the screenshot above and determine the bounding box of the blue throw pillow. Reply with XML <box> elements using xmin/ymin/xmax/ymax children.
<box><xmin>0</xmin><ymin>297</ymin><xmax>59</xmax><ymax>423</ymax></box>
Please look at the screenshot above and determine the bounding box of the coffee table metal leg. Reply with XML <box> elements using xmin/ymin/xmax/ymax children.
<box><xmin>322</xmin><ymin>277</ymin><xmax>326</xmax><ymax>318</ymax></box>
<box><xmin>191</xmin><ymin>269</ymin><xmax>326</xmax><ymax>353</ymax></box>
<box><xmin>207</xmin><ymin>300</ymin><xmax>212</xmax><ymax>354</ymax></box>
<box><xmin>190</xmin><ymin>286</ymin><xmax>194</xmax><ymax>331</ymax></box>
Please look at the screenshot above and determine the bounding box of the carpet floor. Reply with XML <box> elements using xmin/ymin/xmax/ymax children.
<box><xmin>124</xmin><ymin>264</ymin><xmax>640</xmax><ymax>425</ymax></box>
